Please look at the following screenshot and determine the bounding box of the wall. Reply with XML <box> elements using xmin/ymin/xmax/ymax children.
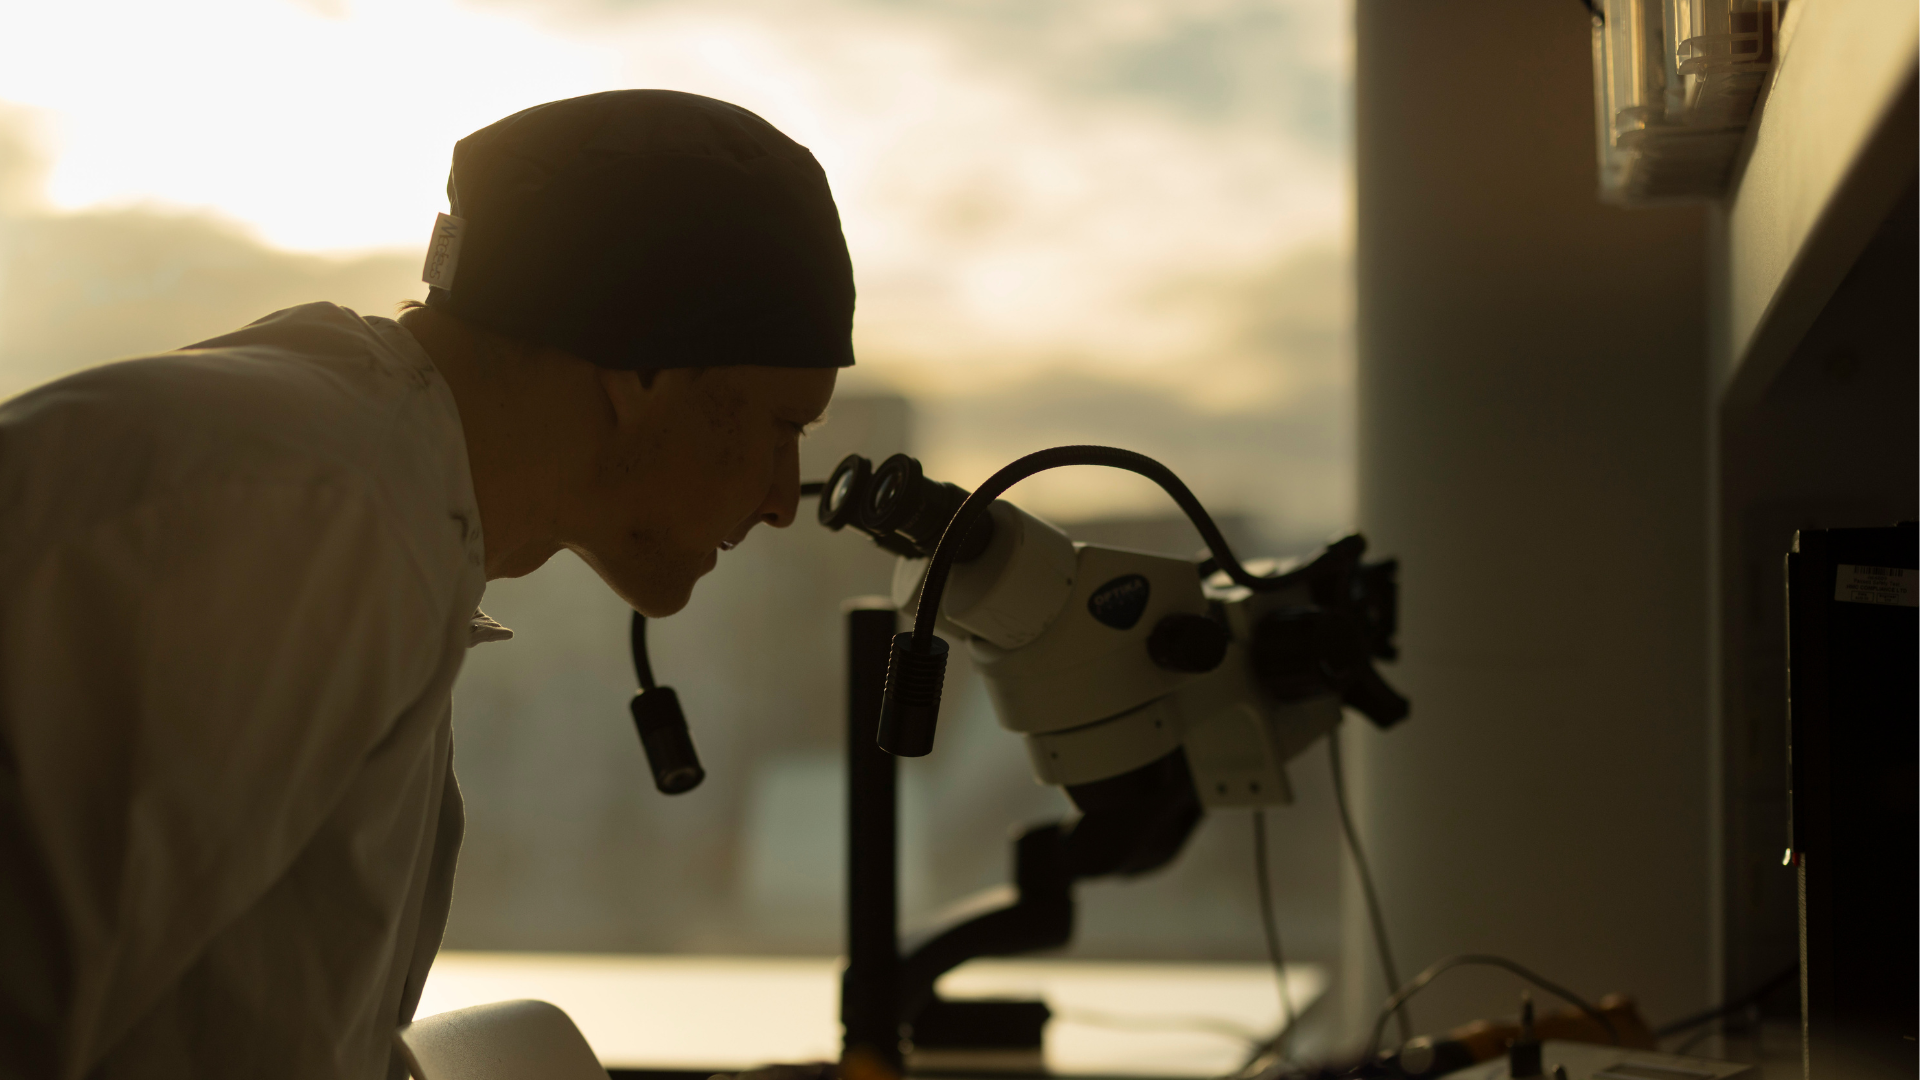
<box><xmin>1346</xmin><ymin>0</ymin><xmax>1712</xmax><ymax>1042</ymax></box>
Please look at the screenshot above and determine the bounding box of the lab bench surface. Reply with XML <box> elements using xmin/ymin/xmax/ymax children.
<box><xmin>417</xmin><ymin>952</ymin><xmax>1325</xmax><ymax>1078</ymax></box>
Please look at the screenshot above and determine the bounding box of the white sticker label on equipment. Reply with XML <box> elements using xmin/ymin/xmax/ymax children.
<box><xmin>1834</xmin><ymin>564</ymin><xmax>1918</xmax><ymax>607</ymax></box>
<box><xmin>421</xmin><ymin>212</ymin><xmax>465</xmax><ymax>290</ymax></box>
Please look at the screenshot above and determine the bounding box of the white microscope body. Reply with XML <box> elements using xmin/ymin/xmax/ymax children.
<box><xmin>891</xmin><ymin>499</ymin><xmax>1352</xmax><ymax>811</ymax></box>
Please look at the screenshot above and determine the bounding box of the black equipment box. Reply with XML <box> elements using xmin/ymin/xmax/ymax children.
<box><xmin>1785</xmin><ymin>521</ymin><xmax>1917</xmax><ymax>1079</ymax></box>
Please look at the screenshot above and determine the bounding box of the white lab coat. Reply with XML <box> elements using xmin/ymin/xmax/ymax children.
<box><xmin>0</xmin><ymin>304</ymin><xmax>506</xmax><ymax>1079</ymax></box>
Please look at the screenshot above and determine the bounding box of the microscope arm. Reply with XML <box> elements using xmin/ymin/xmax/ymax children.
<box><xmin>897</xmin><ymin>823</ymin><xmax>1072</xmax><ymax>1021</ymax></box>
<box><xmin>895</xmin><ymin>748</ymin><xmax>1204</xmax><ymax>1022</ymax></box>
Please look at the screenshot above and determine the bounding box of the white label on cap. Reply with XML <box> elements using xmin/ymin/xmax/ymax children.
<box><xmin>421</xmin><ymin>212</ymin><xmax>466</xmax><ymax>290</ymax></box>
<box><xmin>1835</xmin><ymin>564</ymin><xmax>1918</xmax><ymax>607</ymax></box>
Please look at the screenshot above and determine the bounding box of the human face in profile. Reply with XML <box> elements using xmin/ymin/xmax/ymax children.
<box><xmin>567</xmin><ymin>364</ymin><xmax>837</xmax><ymax>616</ymax></box>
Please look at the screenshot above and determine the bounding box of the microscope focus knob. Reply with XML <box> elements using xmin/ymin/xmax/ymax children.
<box><xmin>1146</xmin><ymin>613</ymin><xmax>1230</xmax><ymax>673</ymax></box>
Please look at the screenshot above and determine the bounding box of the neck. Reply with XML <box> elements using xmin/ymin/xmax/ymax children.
<box><xmin>398</xmin><ymin>306</ymin><xmax>604</xmax><ymax>580</ymax></box>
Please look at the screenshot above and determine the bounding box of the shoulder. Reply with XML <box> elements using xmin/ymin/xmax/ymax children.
<box><xmin>4</xmin><ymin>303</ymin><xmax>429</xmax><ymax>450</ymax></box>
<box><xmin>3</xmin><ymin>303</ymin><xmax>412</xmax><ymax>454</ymax></box>
<box><xmin>0</xmin><ymin>303</ymin><xmax>483</xmax><ymax>606</ymax></box>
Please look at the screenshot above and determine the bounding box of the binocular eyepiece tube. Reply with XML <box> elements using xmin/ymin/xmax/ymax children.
<box><xmin>817</xmin><ymin>453</ymin><xmax>995</xmax><ymax>563</ymax></box>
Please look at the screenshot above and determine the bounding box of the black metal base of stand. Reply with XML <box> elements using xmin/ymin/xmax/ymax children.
<box><xmin>910</xmin><ymin>999</ymin><xmax>1051</xmax><ymax>1048</ymax></box>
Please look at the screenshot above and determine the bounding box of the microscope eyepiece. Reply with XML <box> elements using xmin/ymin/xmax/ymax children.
<box><xmin>817</xmin><ymin>452</ymin><xmax>995</xmax><ymax>562</ymax></box>
<box><xmin>857</xmin><ymin>455</ymin><xmax>927</xmax><ymax>535</ymax></box>
<box><xmin>819</xmin><ymin>454</ymin><xmax>872</xmax><ymax>531</ymax></box>
<box><xmin>861</xmin><ymin>455</ymin><xmax>916</xmax><ymax>528</ymax></box>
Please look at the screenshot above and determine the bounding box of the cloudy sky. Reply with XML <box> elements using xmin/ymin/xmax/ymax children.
<box><xmin>0</xmin><ymin>0</ymin><xmax>1353</xmax><ymax>538</ymax></box>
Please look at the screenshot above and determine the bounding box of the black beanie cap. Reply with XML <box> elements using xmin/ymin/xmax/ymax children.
<box><xmin>423</xmin><ymin>90</ymin><xmax>854</xmax><ymax>371</ymax></box>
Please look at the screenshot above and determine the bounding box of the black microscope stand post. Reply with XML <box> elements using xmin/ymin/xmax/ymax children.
<box><xmin>841</xmin><ymin>601</ymin><xmax>903</xmax><ymax>1071</ymax></box>
<box><xmin>839</xmin><ymin>601</ymin><xmax>1066</xmax><ymax>1072</ymax></box>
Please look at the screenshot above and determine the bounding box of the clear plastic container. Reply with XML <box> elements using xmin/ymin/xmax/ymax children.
<box><xmin>1591</xmin><ymin>0</ymin><xmax>1784</xmax><ymax>205</ymax></box>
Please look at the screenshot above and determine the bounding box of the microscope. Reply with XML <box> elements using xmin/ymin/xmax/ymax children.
<box><xmin>629</xmin><ymin>445</ymin><xmax>1409</xmax><ymax>1067</ymax></box>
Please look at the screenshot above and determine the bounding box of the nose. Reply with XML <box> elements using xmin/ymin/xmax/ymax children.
<box><xmin>725</xmin><ymin>445</ymin><xmax>802</xmax><ymax>548</ymax></box>
<box><xmin>757</xmin><ymin>448</ymin><xmax>803</xmax><ymax>530</ymax></box>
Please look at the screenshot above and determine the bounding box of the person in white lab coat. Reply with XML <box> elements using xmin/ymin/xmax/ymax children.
<box><xmin>0</xmin><ymin>90</ymin><xmax>851</xmax><ymax>1080</ymax></box>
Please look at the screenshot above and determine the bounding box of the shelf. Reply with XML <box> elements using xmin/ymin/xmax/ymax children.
<box><xmin>1718</xmin><ymin>0</ymin><xmax>1918</xmax><ymax>413</ymax></box>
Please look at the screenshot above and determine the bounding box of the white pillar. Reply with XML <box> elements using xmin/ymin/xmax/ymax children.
<box><xmin>1345</xmin><ymin>0</ymin><xmax>1714</xmax><ymax>1044</ymax></box>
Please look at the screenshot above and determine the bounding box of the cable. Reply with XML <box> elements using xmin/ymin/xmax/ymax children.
<box><xmin>1366</xmin><ymin>954</ymin><xmax>1619</xmax><ymax>1059</ymax></box>
<box><xmin>911</xmin><ymin>446</ymin><xmax>1315</xmax><ymax>647</ymax></box>
<box><xmin>1327</xmin><ymin>726</ymin><xmax>1410</xmax><ymax>1045</ymax></box>
<box><xmin>1252</xmin><ymin>810</ymin><xmax>1299</xmax><ymax>1056</ymax></box>
<box><xmin>800</xmin><ymin>480</ymin><xmax>825</xmax><ymax>497</ymax></box>
<box><xmin>628</xmin><ymin>611</ymin><xmax>656</xmax><ymax>692</ymax></box>
<box><xmin>1653</xmin><ymin>964</ymin><xmax>1797</xmax><ymax>1040</ymax></box>
<box><xmin>1672</xmin><ymin>1021</ymin><xmax>1719</xmax><ymax>1056</ymax></box>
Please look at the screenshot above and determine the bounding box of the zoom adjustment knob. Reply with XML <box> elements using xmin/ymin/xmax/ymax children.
<box><xmin>1146</xmin><ymin>613</ymin><xmax>1230</xmax><ymax>674</ymax></box>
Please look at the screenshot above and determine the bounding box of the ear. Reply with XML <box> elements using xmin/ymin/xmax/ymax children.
<box><xmin>593</xmin><ymin>366</ymin><xmax>659</xmax><ymax>433</ymax></box>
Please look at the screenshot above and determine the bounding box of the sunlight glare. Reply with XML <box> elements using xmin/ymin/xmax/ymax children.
<box><xmin>0</xmin><ymin>0</ymin><xmax>1350</xmax><ymax>415</ymax></box>
<box><xmin>0</xmin><ymin>0</ymin><xmax>617</xmax><ymax>252</ymax></box>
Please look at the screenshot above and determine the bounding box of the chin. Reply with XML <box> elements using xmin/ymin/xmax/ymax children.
<box><xmin>573</xmin><ymin>546</ymin><xmax>703</xmax><ymax>618</ymax></box>
<box><xmin>629</xmin><ymin>576</ymin><xmax>698</xmax><ymax>618</ymax></box>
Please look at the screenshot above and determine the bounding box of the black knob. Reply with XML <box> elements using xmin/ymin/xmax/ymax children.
<box><xmin>1508</xmin><ymin>994</ymin><xmax>1543</xmax><ymax>1078</ymax></box>
<box><xmin>1146</xmin><ymin>613</ymin><xmax>1230</xmax><ymax>673</ymax></box>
